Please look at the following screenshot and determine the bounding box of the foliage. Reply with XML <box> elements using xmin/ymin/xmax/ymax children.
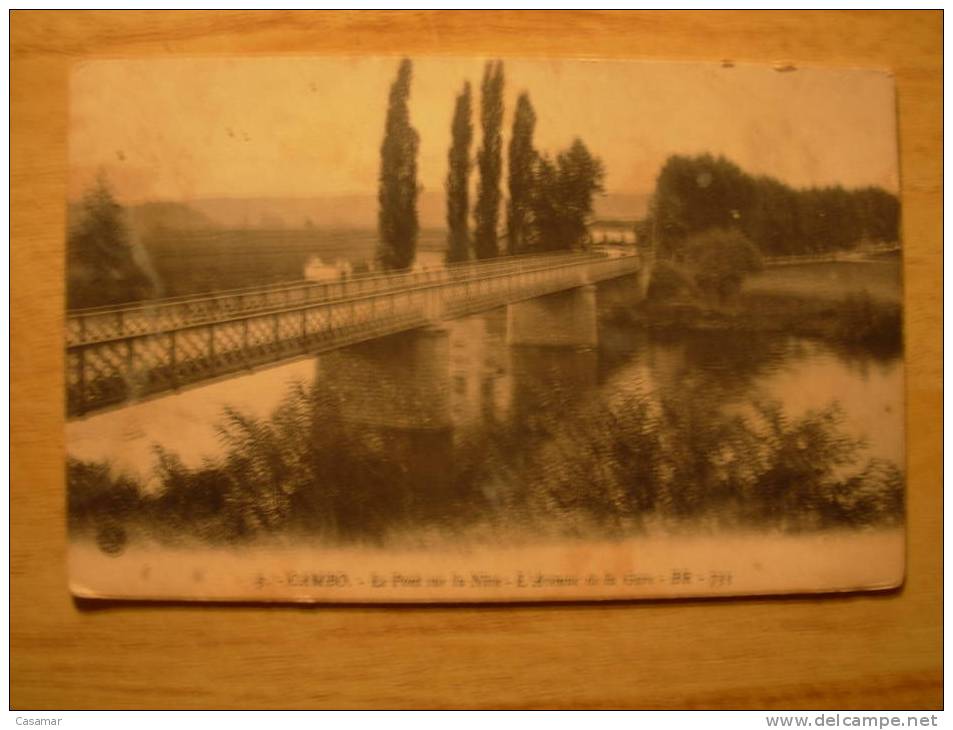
<box><xmin>67</xmin><ymin>457</ymin><xmax>142</xmax><ymax>531</ymax></box>
<box><xmin>445</xmin><ymin>81</ymin><xmax>473</xmax><ymax>264</ymax></box>
<box><xmin>377</xmin><ymin>58</ymin><xmax>420</xmax><ymax>271</ymax></box>
<box><xmin>473</xmin><ymin>60</ymin><xmax>505</xmax><ymax>260</ymax></box>
<box><xmin>506</xmin><ymin>92</ymin><xmax>537</xmax><ymax>255</ymax></box>
<box><xmin>69</xmin><ymin>371</ymin><xmax>904</xmax><ymax>546</ymax></box>
<box><xmin>645</xmin><ymin>261</ymin><xmax>696</xmax><ymax>302</ymax></box>
<box><xmin>513</xmin><ymin>389</ymin><xmax>904</xmax><ymax>534</ymax></box>
<box><xmin>649</xmin><ymin>153</ymin><xmax>900</xmax><ymax>259</ymax></box>
<box><xmin>67</xmin><ymin>173</ymin><xmax>155</xmax><ymax>309</ymax></box>
<box><xmin>447</xmin><ymin>71</ymin><xmax>602</xmax><ymax>258</ymax></box>
<box><xmin>684</xmin><ymin>227</ymin><xmax>763</xmax><ymax>304</ymax></box>
<box><xmin>527</xmin><ymin>138</ymin><xmax>605</xmax><ymax>252</ymax></box>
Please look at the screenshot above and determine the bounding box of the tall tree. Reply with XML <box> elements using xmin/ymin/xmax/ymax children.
<box><xmin>473</xmin><ymin>60</ymin><xmax>505</xmax><ymax>260</ymax></box>
<box><xmin>445</xmin><ymin>81</ymin><xmax>473</xmax><ymax>264</ymax></box>
<box><xmin>556</xmin><ymin>138</ymin><xmax>606</xmax><ymax>248</ymax></box>
<box><xmin>377</xmin><ymin>58</ymin><xmax>419</xmax><ymax>271</ymax></box>
<box><xmin>529</xmin><ymin>138</ymin><xmax>605</xmax><ymax>251</ymax></box>
<box><xmin>67</xmin><ymin>172</ymin><xmax>154</xmax><ymax>309</ymax></box>
<box><xmin>506</xmin><ymin>92</ymin><xmax>537</xmax><ymax>255</ymax></box>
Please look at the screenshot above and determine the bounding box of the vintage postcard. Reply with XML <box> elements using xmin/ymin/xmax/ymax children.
<box><xmin>66</xmin><ymin>57</ymin><xmax>904</xmax><ymax>602</ymax></box>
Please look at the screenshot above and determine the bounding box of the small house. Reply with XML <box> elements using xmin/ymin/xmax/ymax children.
<box><xmin>589</xmin><ymin>220</ymin><xmax>638</xmax><ymax>246</ymax></box>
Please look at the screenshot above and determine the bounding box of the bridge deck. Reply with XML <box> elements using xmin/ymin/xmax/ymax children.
<box><xmin>66</xmin><ymin>251</ymin><xmax>642</xmax><ymax>417</ymax></box>
<box><xmin>68</xmin><ymin>251</ymin><xmax>602</xmax><ymax>346</ymax></box>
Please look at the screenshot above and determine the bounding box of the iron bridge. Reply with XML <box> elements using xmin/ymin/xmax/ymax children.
<box><xmin>66</xmin><ymin>250</ymin><xmax>643</xmax><ymax>417</ymax></box>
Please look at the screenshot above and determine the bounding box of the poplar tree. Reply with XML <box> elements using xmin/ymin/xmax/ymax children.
<box><xmin>506</xmin><ymin>92</ymin><xmax>537</xmax><ymax>255</ymax></box>
<box><xmin>445</xmin><ymin>81</ymin><xmax>473</xmax><ymax>263</ymax></box>
<box><xmin>377</xmin><ymin>58</ymin><xmax>419</xmax><ymax>271</ymax></box>
<box><xmin>473</xmin><ymin>60</ymin><xmax>504</xmax><ymax>259</ymax></box>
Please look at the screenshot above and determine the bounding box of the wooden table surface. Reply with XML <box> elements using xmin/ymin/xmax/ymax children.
<box><xmin>11</xmin><ymin>11</ymin><xmax>942</xmax><ymax>710</ymax></box>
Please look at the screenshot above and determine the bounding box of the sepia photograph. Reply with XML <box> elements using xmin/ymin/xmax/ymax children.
<box><xmin>64</xmin><ymin>56</ymin><xmax>905</xmax><ymax>602</ymax></box>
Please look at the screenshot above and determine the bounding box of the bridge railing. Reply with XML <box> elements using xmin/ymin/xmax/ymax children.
<box><xmin>66</xmin><ymin>252</ymin><xmax>641</xmax><ymax>417</ymax></box>
<box><xmin>65</xmin><ymin>251</ymin><xmax>606</xmax><ymax>346</ymax></box>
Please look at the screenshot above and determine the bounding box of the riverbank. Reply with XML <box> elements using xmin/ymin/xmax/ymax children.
<box><xmin>616</xmin><ymin>258</ymin><xmax>903</xmax><ymax>356</ymax></box>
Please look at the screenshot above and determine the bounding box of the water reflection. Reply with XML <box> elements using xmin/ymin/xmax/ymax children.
<box><xmin>509</xmin><ymin>346</ymin><xmax>599</xmax><ymax>436</ymax></box>
<box><xmin>67</xmin><ymin>305</ymin><xmax>905</xmax><ymax>549</ymax></box>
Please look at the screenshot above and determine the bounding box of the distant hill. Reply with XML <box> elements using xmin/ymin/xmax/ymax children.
<box><xmin>67</xmin><ymin>200</ymin><xmax>217</xmax><ymax>236</ymax></box>
<box><xmin>64</xmin><ymin>191</ymin><xmax>651</xmax><ymax>300</ymax></box>
<box><xmin>185</xmin><ymin>193</ymin><xmax>446</xmax><ymax>230</ymax></box>
<box><xmin>129</xmin><ymin>201</ymin><xmax>216</xmax><ymax>232</ymax></box>
<box><xmin>122</xmin><ymin>191</ymin><xmax>651</xmax><ymax>232</ymax></box>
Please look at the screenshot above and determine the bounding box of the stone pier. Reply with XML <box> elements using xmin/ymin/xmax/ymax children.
<box><xmin>506</xmin><ymin>284</ymin><xmax>598</xmax><ymax>349</ymax></box>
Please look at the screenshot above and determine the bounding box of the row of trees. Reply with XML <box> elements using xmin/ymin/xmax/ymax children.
<box><xmin>445</xmin><ymin>61</ymin><xmax>606</xmax><ymax>261</ymax></box>
<box><xmin>376</xmin><ymin>58</ymin><xmax>606</xmax><ymax>270</ymax></box>
<box><xmin>647</xmin><ymin>153</ymin><xmax>900</xmax><ymax>260</ymax></box>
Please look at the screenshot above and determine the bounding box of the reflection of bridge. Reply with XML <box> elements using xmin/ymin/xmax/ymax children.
<box><xmin>67</xmin><ymin>251</ymin><xmax>647</xmax><ymax>417</ymax></box>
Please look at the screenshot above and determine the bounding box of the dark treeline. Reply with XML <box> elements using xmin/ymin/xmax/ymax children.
<box><xmin>646</xmin><ymin>154</ymin><xmax>900</xmax><ymax>260</ymax></box>
<box><xmin>445</xmin><ymin>60</ymin><xmax>605</xmax><ymax>262</ymax></box>
<box><xmin>377</xmin><ymin>57</ymin><xmax>607</xmax><ymax>267</ymax></box>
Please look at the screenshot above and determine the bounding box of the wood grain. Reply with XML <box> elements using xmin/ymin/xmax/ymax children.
<box><xmin>11</xmin><ymin>11</ymin><xmax>941</xmax><ymax>709</ymax></box>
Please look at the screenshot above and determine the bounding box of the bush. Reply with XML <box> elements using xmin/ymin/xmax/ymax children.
<box><xmin>685</xmin><ymin>227</ymin><xmax>763</xmax><ymax>304</ymax></box>
<box><xmin>645</xmin><ymin>261</ymin><xmax>696</xmax><ymax>302</ymax></box>
<box><xmin>67</xmin><ymin>458</ymin><xmax>142</xmax><ymax>533</ymax></box>
<box><xmin>67</xmin><ymin>370</ymin><xmax>905</xmax><ymax>545</ymax></box>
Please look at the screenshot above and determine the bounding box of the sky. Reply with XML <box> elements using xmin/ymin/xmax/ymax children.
<box><xmin>69</xmin><ymin>56</ymin><xmax>899</xmax><ymax>204</ymax></box>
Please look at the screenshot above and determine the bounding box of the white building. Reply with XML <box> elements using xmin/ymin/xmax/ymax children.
<box><xmin>304</xmin><ymin>256</ymin><xmax>352</xmax><ymax>282</ymax></box>
<box><xmin>589</xmin><ymin>220</ymin><xmax>638</xmax><ymax>246</ymax></box>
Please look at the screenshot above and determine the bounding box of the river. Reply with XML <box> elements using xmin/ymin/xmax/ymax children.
<box><xmin>67</xmin><ymin>301</ymin><xmax>904</xmax><ymax>535</ymax></box>
<box><xmin>66</xmin><ymin>282</ymin><xmax>906</xmax><ymax>600</ymax></box>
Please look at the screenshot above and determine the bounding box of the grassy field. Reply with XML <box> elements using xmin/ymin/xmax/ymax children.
<box><xmin>622</xmin><ymin>253</ymin><xmax>904</xmax><ymax>357</ymax></box>
<box><xmin>743</xmin><ymin>256</ymin><xmax>902</xmax><ymax>304</ymax></box>
<box><xmin>140</xmin><ymin>226</ymin><xmax>447</xmax><ymax>298</ymax></box>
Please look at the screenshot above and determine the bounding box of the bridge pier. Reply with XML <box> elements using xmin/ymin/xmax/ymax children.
<box><xmin>506</xmin><ymin>284</ymin><xmax>598</xmax><ymax>349</ymax></box>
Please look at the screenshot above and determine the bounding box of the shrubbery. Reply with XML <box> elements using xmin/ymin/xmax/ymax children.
<box><xmin>685</xmin><ymin>227</ymin><xmax>763</xmax><ymax>304</ymax></box>
<box><xmin>645</xmin><ymin>227</ymin><xmax>762</xmax><ymax>306</ymax></box>
<box><xmin>645</xmin><ymin>261</ymin><xmax>696</xmax><ymax>302</ymax></box>
<box><xmin>68</xmin><ymin>375</ymin><xmax>905</xmax><ymax>548</ymax></box>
